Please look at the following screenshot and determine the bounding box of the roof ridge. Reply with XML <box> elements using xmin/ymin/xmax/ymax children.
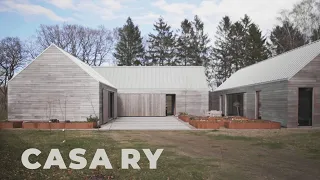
<box><xmin>53</xmin><ymin>45</ymin><xmax>116</xmax><ymax>88</ymax></box>
<box><xmin>215</xmin><ymin>40</ymin><xmax>320</xmax><ymax>91</ymax></box>
<box><xmin>236</xmin><ymin>40</ymin><xmax>320</xmax><ymax>73</ymax></box>
<box><xmin>8</xmin><ymin>44</ymin><xmax>55</xmax><ymax>83</ymax></box>
<box><xmin>93</xmin><ymin>66</ymin><xmax>204</xmax><ymax>68</ymax></box>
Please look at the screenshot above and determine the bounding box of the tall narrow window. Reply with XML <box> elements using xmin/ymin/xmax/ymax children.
<box><xmin>224</xmin><ymin>95</ymin><xmax>228</xmax><ymax>116</ymax></box>
<box><xmin>255</xmin><ymin>91</ymin><xmax>261</xmax><ymax>119</ymax></box>
<box><xmin>219</xmin><ymin>95</ymin><xmax>222</xmax><ymax>111</ymax></box>
<box><xmin>298</xmin><ymin>88</ymin><xmax>313</xmax><ymax>126</ymax></box>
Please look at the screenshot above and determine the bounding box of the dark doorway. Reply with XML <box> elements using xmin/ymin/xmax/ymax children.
<box><xmin>298</xmin><ymin>88</ymin><xmax>313</xmax><ymax>126</ymax></box>
<box><xmin>255</xmin><ymin>91</ymin><xmax>261</xmax><ymax>119</ymax></box>
<box><xmin>109</xmin><ymin>92</ymin><xmax>114</xmax><ymax>119</ymax></box>
<box><xmin>226</xmin><ymin>93</ymin><xmax>244</xmax><ymax>116</ymax></box>
<box><xmin>102</xmin><ymin>90</ymin><xmax>109</xmax><ymax>124</ymax></box>
<box><xmin>166</xmin><ymin>94</ymin><xmax>176</xmax><ymax>116</ymax></box>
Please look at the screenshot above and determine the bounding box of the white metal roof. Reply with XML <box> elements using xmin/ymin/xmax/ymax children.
<box><xmin>54</xmin><ymin>44</ymin><xmax>116</xmax><ymax>88</ymax></box>
<box><xmin>93</xmin><ymin>66</ymin><xmax>209</xmax><ymax>91</ymax></box>
<box><xmin>215</xmin><ymin>40</ymin><xmax>320</xmax><ymax>91</ymax></box>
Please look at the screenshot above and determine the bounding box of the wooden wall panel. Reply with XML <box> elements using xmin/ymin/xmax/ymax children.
<box><xmin>211</xmin><ymin>80</ymin><xmax>289</xmax><ymax>126</ymax></box>
<box><xmin>288</xmin><ymin>55</ymin><xmax>320</xmax><ymax>127</ymax></box>
<box><xmin>117</xmin><ymin>93</ymin><xmax>166</xmax><ymax>116</ymax></box>
<box><xmin>102</xmin><ymin>90</ymin><xmax>108</xmax><ymax>124</ymax></box>
<box><xmin>117</xmin><ymin>90</ymin><xmax>208</xmax><ymax>117</ymax></box>
<box><xmin>211</xmin><ymin>55</ymin><xmax>320</xmax><ymax>128</ymax></box>
<box><xmin>99</xmin><ymin>83</ymin><xmax>117</xmax><ymax>125</ymax></box>
<box><xmin>8</xmin><ymin>45</ymin><xmax>100</xmax><ymax>122</ymax></box>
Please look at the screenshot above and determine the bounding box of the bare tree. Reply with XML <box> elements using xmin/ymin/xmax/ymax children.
<box><xmin>24</xmin><ymin>36</ymin><xmax>42</xmax><ymax>60</ymax></box>
<box><xmin>35</xmin><ymin>23</ymin><xmax>119</xmax><ymax>66</ymax></box>
<box><xmin>290</xmin><ymin>0</ymin><xmax>320</xmax><ymax>39</ymax></box>
<box><xmin>0</xmin><ymin>37</ymin><xmax>27</xmax><ymax>112</ymax></box>
<box><xmin>278</xmin><ymin>0</ymin><xmax>320</xmax><ymax>41</ymax></box>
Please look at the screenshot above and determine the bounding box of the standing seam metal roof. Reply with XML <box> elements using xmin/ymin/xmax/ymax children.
<box><xmin>93</xmin><ymin>66</ymin><xmax>209</xmax><ymax>90</ymax></box>
<box><xmin>214</xmin><ymin>40</ymin><xmax>320</xmax><ymax>91</ymax></box>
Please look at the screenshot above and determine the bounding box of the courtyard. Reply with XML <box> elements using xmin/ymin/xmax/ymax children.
<box><xmin>100</xmin><ymin>117</ymin><xmax>192</xmax><ymax>130</ymax></box>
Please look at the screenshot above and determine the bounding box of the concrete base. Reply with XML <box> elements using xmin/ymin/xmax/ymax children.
<box><xmin>100</xmin><ymin>116</ymin><xmax>192</xmax><ymax>130</ymax></box>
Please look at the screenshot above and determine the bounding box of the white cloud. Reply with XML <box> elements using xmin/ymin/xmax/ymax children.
<box><xmin>46</xmin><ymin>0</ymin><xmax>75</xmax><ymax>9</ymax></box>
<box><xmin>148</xmin><ymin>0</ymin><xmax>301</xmax><ymax>42</ymax></box>
<box><xmin>0</xmin><ymin>0</ymin><xmax>68</xmax><ymax>21</ymax></box>
<box><xmin>133</xmin><ymin>12</ymin><xmax>161</xmax><ymax>25</ymax></box>
<box><xmin>0</xmin><ymin>0</ymin><xmax>302</xmax><ymax>42</ymax></box>
<box><xmin>152</xmin><ymin>0</ymin><xmax>196</xmax><ymax>15</ymax></box>
<box><xmin>101</xmin><ymin>0</ymin><xmax>122</xmax><ymax>10</ymax></box>
<box><xmin>45</xmin><ymin>0</ymin><xmax>124</xmax><ymax>21</ymax></box>
<box><xmin>193</xmin><ymin>0</ymin><xmax>301</xmax><ymax>38</ymax></box>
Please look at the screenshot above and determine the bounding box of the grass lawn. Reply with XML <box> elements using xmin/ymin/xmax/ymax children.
<box><xmin>1</xmin><ymin>129</ymin><xmax>320</xmax><ymax>180</ymax></box>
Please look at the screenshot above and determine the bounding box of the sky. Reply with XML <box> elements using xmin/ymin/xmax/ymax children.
<box><xmin>0</xmin><ymin>0</ymin><xmax>301</xmax><ymax>41</ymax></box>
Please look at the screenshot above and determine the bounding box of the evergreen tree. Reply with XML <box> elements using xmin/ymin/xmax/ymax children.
<box><xmin>176</xmin><ymin>19</ymin><xmax>194</xmax><ymax>66</ymax></box>
<box><xmin>270</xmin><ymin>21</ymin><xmax>306</xmax><ymax>55</ymax></box>
<box><xmin>245</xmin><ymin>24</ymin><xmax>270</xmax><ymax>65</ymax></box>
<box><xmin>191</xmin><ymin>15</ymin><xmax>210</xmax><ymax>66</ymax></box>
<box><xmin>311</xmin><ymin>25</ymin><xmax>320</xmax><ymax>42</ymax></box>
<box><xmin>229</xmin><ymin>21</ymin><xmax>246</xmax><ymax>72</ymax></box>
<box><xmin>188</xmin><ymin>16</ymin><xmax>211</xmax><ymax>89</ymax></box>
<box><xmin>213</xmin><ymin>14</ymin><xmax>269</xmax><ymax>87</ymax></box>
<box><xmin>176</xmin><ymin>16</ymin><xmax>210</xmax><ymax>66</ymax></box>
<box><xmin>212</xmin><ymin>16</ymin><xmax>233</xmax><ymax>87</ymax></box>
<box><xmin>228</xmin><ymin>15</ymin><xmax>269</xmax><ymax>71</ymax></box>
<box><xmin>113</xmin><ymin>17</ymin><xmax>145</xmax><ymax>66</ymax></box>
<box><xmin>146</xmin><ymin>17</ymin><xmax>176</xmax><ymax>66</ymax></box>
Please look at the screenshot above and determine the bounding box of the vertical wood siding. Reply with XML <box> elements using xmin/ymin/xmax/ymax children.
<box><xmin>210</xmin><ymin>80</ymin><xmax>288</xmax><ymax>126</ymax></box>
<box><xmin>288</xmin><ymin>55</ymin><xmax>320</xmax><ymax>127</ymax></box>
<box><xmin>117</xmin><ymin>90</ymin><xmax>208</xmax><ymax>117</ymax></box>
<box><xmin>117</xmin><ymin>93</ymin><xmax>166</xmax><ymax>116</ymax></box>
<box><xmin>99</xmin><ymin>83</ymin><xmax>117</xmax><ymax>125</ymax></box>
<box><xmin>8</xmin><ymin>45</ymin><xmax>100</xmax><ymax>122</ymax></box>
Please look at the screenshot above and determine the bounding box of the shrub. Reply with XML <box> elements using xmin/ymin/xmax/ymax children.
<box><xmin>49</xmin><ymin>119</ymin><xmax>59</xmax><ymax>123</ymax></box>
<box><xmin>87</xmin><ymin>115</ymin><xmax>99</xmax><ymax>122</ymax></box>
<box><xmin>190</xmin><ymin>116</ymin><xmax>199</xmax><ymax>120</ymax></box>
<box><xmin>179</xmin><ymin>112</ymin><xmax>188</xmax><ymax>116</ymax></box>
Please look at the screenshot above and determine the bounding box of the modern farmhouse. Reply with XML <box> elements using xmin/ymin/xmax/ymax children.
<box><xmin>8</xmin><ymin>44</ymin><xmax>117</xmax><ymax>125</ymax></box>
<box><xmin>210</xmin><ymin>40</ymin><xmax>320</xmax><ymax>128</ymax></box>
<box><xmin>8</xmin><ymin>44</ymin><xmax>209</xmax><ymax>125</ymax></box>
<box><xmin>93</xmin><ymin>66</ymin><xmax>208</xmax><ymax>117</ymax></box>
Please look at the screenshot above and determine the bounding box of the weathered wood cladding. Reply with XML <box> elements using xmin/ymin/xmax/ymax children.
<box><xmin>211</xmin><ymin>80</ymin><xmax>289</xmax><ymax>126</ymax></box>
<box><xmin>8</xmin><ymin>45</ymin><xmax>113</xmax><ymax>122</ymax></box>
<box><xmin>117</xmin><ymin>93</ymin><xmax>166</xmax><ymax>116</ymax></box>
<box><xmin>210</xmin><ymin>54</ymin><xmax>320</xmax><ymax>128</ymax></box>
<box><xmin>288</xmin><ymin>55</ymin><xmax>320</xmax><ymax>127</ymax></box>
<box><xmin>99</xmin><ymin>83</ymin><xmax>117</xmax><ymax>125</ymax></box>
<box><xmin>117</xmin><ymin>90</ymin><xmax>208</xmax><ymax>116</ymax></box>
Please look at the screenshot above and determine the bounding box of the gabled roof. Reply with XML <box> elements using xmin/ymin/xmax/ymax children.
<box><xmin>93</xmin><ymin>66</ymin><xmax>209</xmax><ymax>91</ymax></box>
<box><xmin>53</xmin><ymin>44</ymin><xmax>115</xmax><ymax>88</ymax></box>
<box><xmin>215</xmin><ymin>40</ymin><xmax>320</xmax><ymax>91</ymax></box>
<box><xmin>10</xmin><ymin>44</ymin><xmax>116</xmax><ymax>88</ymax></box>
